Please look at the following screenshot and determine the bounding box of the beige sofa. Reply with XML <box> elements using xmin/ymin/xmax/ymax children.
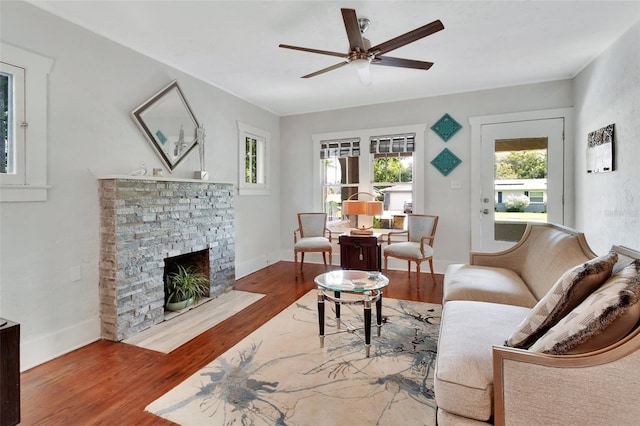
<box><xmin>435</xmin><ymin>223</ymin><xmax>640</xmax><ymax>425</ymax></box>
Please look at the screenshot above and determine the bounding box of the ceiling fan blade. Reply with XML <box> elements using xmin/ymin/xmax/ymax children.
<box><xmin>374</xmin><ymin>56</ymin><xmax>434</xmax><ymax>70</ymax></box>
<box><xmin>341</xmin><ymin>8</ymin><xmax>365</xmax><ymax>51</ymax></box>
<box><xmin>302</xmin><ymin>61</ymin><xmax>349</xmax><ymax>79</ymax></box>
<box><xmin>279</xmin><ymin>44</ymin><xmax>348</xmax><ymax>59</ymax></box>
<box><xmin>369</xmin><ymin>20</ymin><xmax>444</xmax><ymax>56</ymax></box>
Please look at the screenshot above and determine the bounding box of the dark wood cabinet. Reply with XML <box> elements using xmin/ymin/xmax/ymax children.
<box><xmin>339</xmin><ymin>233</ymin><xmax>382</xmax><ymax>271</ymax></box>
<box><xmin>0</xmin><ymin>319</ymin><xmax>20</xmax><ymax>426</ymax></box>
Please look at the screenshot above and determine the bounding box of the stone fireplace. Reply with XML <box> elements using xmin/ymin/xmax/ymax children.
<box><xmin>98</xmin><ymin>177</ymin><xmax>235</xmax><ymax>341</ymax></box>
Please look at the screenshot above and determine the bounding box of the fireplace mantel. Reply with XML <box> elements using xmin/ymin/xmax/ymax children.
<box><xmin>98</xmin><ymin>178</ymin><xmax>235</xmax><ymax>341</ymax></box>
<box><xmin>98</xmin><ymin>175</ymin><xmax>235</xmax><ymax>185</ymax></box>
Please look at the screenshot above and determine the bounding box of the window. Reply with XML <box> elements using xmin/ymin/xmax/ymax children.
<box><xmin>371</xmin><ymin>133</ymin><xmax>414</xmax><ymax>227</ymax></box>
<box><xmin>1</xmin><ymin>66</ymin><xmax>21</xmax><ymax>176</ymax></box>
<box><xmin>237</xmin><ymin>121</ymin><xmax>270</xmax><ymax>195</ymax></box>
<box><xmin>313</xmin><ymin>124</ymin><xmax>426</xmax><ymax>230</ymax></box>
<box><xmin>320</xmin><ymin>138</ymin><xmax>360</xmax><ymax>222</ymax></box>
<box><xmin>529</xmin><ymin>191</ymin><xmax>544</xmax><ymax>203</ymax></box>
<box><xmin>245</xmin><ymin>135</ymin><xmax>263</xmax><ymax>185</ymax></box>
<box><xmin>0</xmin><ymin>43</ymin><xmax>54</xmax><ymax>202</ymax></box>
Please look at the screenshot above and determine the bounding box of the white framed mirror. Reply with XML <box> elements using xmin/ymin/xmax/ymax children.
<box><xmin>131</xmin><ymin>81</ymin><xmax>199</xmax><ymax>171</ymax></box>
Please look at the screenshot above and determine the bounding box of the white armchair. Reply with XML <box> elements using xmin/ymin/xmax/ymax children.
<box><xmin>294</xmin><ymin>212</ymin><xmax>332</xmax><ymax>277</ymax></box>
<box><xmin>383</xmin><ymin>214</ymin><xmax>439</xmax><ymax>282</ymax></box>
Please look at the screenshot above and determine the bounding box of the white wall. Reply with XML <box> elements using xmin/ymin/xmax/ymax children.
<box><xmin>280</xmin><ymin>81</ymin><xmax>573</xmax><ymax>270</ymax></box>
<box><xmin>574</xmin><ymin>21</ymin><xmax>640</xmax><ymax>254</ymax></box>
<box><xmin>0</xmin><ymin>1</ymin><xmax>281</xmax><ymax>370</ymax></box>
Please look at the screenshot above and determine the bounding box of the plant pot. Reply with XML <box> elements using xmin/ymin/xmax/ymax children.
<box><xmin>165</xmin><ymin>297</ymin><xmax>195</xmax><ymax>312</ymax></box>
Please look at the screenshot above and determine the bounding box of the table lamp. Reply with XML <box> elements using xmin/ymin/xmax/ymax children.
<box><xmin>342</xmin><ymin>192</ymin><xmax>383</xmax><ymax>235</ymax></box>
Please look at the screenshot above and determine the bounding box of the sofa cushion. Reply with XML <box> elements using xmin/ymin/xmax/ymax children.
<box><xmin>530</xmin><ymin>260</ymin><xmax>640</xmax><ymax>354</ymax></box>
<box><xmin>443</xmin><ymin>264</ymin><xmax>538</xmax><ymax>307</ymax></box>
<box><xmin>505</xmin><ymin>251</ymin><xmax>618</xmax><ymax>349</ymax></box>
<box><xmin>437</xmin><ymin>408</ymin><xmax>490</xmax><ymax>426</ymax></box>
<box><xmin>434</xmin><ymin>300</ymin><xmax>531</xmax><ymax>421</ymax></box>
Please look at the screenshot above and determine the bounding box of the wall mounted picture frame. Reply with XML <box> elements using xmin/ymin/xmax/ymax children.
<box><xmin>586</xmin><ymin>123</ymin><xmax>614</xmax><ymax>173</ymax></box>
<box><xmin>131</xmin><ymin>81</ymin><xmax>200</xmax><ymax>171</ymax></box>
<box><xmin>431</xmin><ymin>147</ymin><xmax>462</xmax><ymax>176</ymax></box>
<box><xmin>431</xmin><ymin>113</ymin><xmax>462</xmax><ymax>142</ymax></box>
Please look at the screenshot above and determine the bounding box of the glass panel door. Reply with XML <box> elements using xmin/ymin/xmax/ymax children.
<box><xmin>480</xmin><ymin>118</ymin><xmax>564</xmax><ymax>251</ymax></box>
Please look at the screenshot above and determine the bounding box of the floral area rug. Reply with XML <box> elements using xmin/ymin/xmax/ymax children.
<box><xmin>146</xmin><ymin>289</ymin><xmax>441</xmax><ymax>425</ymax></box>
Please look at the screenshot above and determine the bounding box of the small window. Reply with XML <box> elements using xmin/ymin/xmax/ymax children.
<box><xmin>1</xmin><ymin>43</ymin><xmax>54</xmax><ymax>202</ymax></box>
<box><xmin>529</xmin><ymin>191</ymin><xmax>544</xmax><ymax>203</ymax></box>
<box><xmin>1</xmin><ymin>62</ymin><xmax>25</xmax><ymax>182</ymax></box>
<box><xmin>238</xmin><ymin>121</ymin><xmax>270</xmax><ymax>195</ymax></box>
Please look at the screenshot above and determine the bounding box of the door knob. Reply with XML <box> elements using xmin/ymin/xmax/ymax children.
<box><xmin>481</xmin><ymin>209</ymin><xmax>490</xmax><ymax>215</ymax></box>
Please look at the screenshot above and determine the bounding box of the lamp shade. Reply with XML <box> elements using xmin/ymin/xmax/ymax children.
<box><xmin>342</xmin><ymin>200</ymin><xmax>367</xmax><ymax>215</ymax></box>
<box><xmin>366</xmin><ymin>201</ymin><xmax>384</xmax><ymax>216</ymax></box>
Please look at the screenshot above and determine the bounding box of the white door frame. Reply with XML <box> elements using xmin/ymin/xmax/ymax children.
<box><xmin>469</xmin><ymin>108</ymin><xmax>575</xmax><ymax>252</ymax></box>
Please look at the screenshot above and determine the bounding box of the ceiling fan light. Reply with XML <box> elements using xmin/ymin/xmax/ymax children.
<box><xmin>351</xmin><ymin>58</ymin><xmax>372</xmax><ymax>86</ymax></box>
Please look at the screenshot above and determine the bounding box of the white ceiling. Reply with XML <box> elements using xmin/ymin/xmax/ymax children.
<box><xmin>28</xmin><ymin>1</ymin><xmax>640</xmax><ymax>116</ymax></box>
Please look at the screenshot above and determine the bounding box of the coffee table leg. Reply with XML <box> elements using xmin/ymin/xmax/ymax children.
<box><xmin>376</xmin><ymin>291</ymin><xmax>383</xmax><ymax>337</ymax></box>
<box><xmin>317</xmin><ymin>289</ymin><xmax>325</xmax><ymax>347</ymax></box>
<box><xmin>364</xmin><ymin>292</ymin><xmax>372</xmax><ymax>357</ymax></box>
<box><xmin>334</xmin><ymin>291</ymin><xmax>341</xmax><ymax>329</ymax></box>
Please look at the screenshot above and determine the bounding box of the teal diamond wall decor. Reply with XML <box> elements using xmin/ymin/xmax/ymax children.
<box><xmin>431</xmin><ymin>113</ymin><xmax>462</xmax><ymax>142</ymax></box>
<box><xmin>431</xmin><ymin>148</ymin><xmax>462</xmax><ymax>176</ymax></box>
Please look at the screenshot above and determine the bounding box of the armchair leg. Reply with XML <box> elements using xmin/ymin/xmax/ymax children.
<box><xmin>294</xmin><ymin>251</ymin><xmax>299</xmax><ymax>279</ymax></box>
<box><xmin>407</xmin><ymin>261</ymin><xmax>411</xmax><ymax>275</ymax></box>
<box><xmin>322</xmin><ymin>252</ymin><xmax>327</xmax><ymax>267</ymax></box>
<box><xmin>429</xmin><ymin>258</ymin><xmax>436</xmax><ymax>283</ymax></box>
<box><xmin>416</xmin><ymin>262</ymin><xmax>421</xmax><ymax>278</ymax></box>
<box><xmin>384</xmin><ymin>255</ymin><xmax>388</xmax><ymax>273</ymax></box>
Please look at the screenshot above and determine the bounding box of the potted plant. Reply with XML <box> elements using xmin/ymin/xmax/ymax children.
<box><xmin>164</xmin><ymin>265</ymin><xmax>209</xmax><ymax>311</ymax></box>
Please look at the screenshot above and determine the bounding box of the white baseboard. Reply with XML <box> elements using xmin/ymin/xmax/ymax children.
<box><xmin>21</xmin><ymin>317</ymin><xmax>100</xmax><ymax>372</ymax></box>
<box><xmin>241</xmin><ymin>250</ymin><xmax>457</xmax><ymax>277</ymax></box>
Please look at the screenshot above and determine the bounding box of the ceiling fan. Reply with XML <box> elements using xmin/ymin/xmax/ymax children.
<box><xmin>279</xmin><ymin>8</ymin><xmax>444</xmax><ymax>86</ymax></box>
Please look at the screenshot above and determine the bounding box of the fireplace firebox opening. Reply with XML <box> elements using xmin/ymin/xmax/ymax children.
<box><xmin>164</xmin><ymin>249</ymin><xmax>211</xmax><ymax>307</ymax></box>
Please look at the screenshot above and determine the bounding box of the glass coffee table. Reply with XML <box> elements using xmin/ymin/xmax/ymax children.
<box><xmin>314</xmin><ymin>270</ymin><xmax>389</xmax><ymax>357</ymax></box>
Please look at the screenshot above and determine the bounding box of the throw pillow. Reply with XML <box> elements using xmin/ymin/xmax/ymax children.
<box><xmin>529</xmin><ymin>260</ymin><xmax>640</xmax><ymax>354</ymax></box>
<box><xmin>505</xmin><ymin>251</ymin><xmax>618</xmax><ymax>349</ymax></box>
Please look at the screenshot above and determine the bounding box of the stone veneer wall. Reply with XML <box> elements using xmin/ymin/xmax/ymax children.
<box><xmin>99</xmin><ymin>177</ymin><xmax>235</xmax><ymax>341</ymax></box>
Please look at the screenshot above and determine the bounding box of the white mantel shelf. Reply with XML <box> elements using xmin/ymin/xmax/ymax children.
<box><xmin>98</xmin><ymin>175</ymin><xmax>234</xmax><ymax>185</ymax></box>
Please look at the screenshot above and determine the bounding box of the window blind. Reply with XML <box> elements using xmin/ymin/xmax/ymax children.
<box><xmin>369</xmin><ymin>133</ymin><xmax>415</xmax><ymax>156</ymax></box>
<box><xmin>320</xmin><ymin>138</ymin><xmax>360</xmax><ymax>159</ymax></box>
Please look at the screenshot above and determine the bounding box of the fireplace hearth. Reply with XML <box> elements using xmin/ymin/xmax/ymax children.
<box><xmin>98</xmin><ymin>177</ymin><xmax>235</xmax><ymax>341</ymax></box>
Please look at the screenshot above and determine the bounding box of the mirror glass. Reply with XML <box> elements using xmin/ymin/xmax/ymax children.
<box><xmin>131</xmin><ymin>81</ymin><xmax>199</xmax><ymax>171</ymax></box>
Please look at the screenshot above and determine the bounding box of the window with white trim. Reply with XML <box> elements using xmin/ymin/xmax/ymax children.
<box><xmin>0</xmin><ymin>43</ymin><xmax>54</xmax><ymax>202</ymax></box>
<box><xmin>238</xmin><ymin>121</ymin><xmax>271</xmax><ymax>195</ymax></box>
<box><xmin>1</xmin><ymin>63</ymin><xmax>23</xmax><ymax>178</ymax></box>
<box><xmin>313</xmin><ymin>124</ymin><xmax>426</xmax><ymax>231</ymax></box>
<box><xmin>320</xmin><ymin>138</ymin><xmax>360</xmax><ymax>222</ymax></box>
<box><xmin>371</xmin><ymin>133</ymin><xmax>415</xmax><ymax>225</ymax></box>
<box><xmin>528</xmin><ymin>190</ymin><xmax>544</xmax><ymax>203</ymax></box>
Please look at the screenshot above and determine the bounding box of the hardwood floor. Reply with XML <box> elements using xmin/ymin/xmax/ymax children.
<box><xmin>20</xmin><ymin>262</ymin><xmax>443</xmax><ymax>425</ymax></box>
